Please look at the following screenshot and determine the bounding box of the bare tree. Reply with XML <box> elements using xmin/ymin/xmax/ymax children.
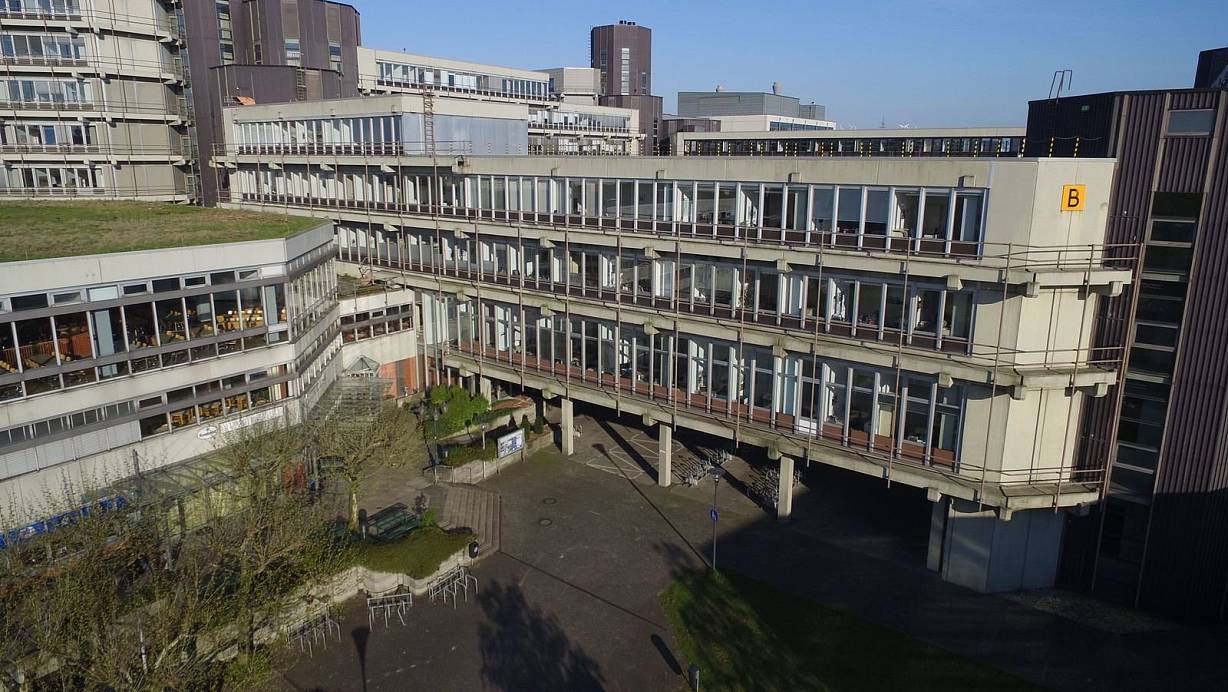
<box><xmin>313</xmin><ymin>403</ymin><xmax>420</xmax><ymax>532</ymax></box>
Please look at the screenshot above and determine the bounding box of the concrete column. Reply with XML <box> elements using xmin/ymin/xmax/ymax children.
<box><xmin>777</xmin><ymin>456</ymin><xmax>794</xmax><ymax>520</ymax></box>
<box><xmin>929</xmin><ymin>498</ymin><xmax>1065</xmax><ymax>592</ymax></box>
<box><xmin>658</xmin><ymin>424</ymin><xmax>672</xmax><ymax>487</ymax></box>
<box><xmin>479</xmin><ymin>376</ymin><xmax>493</xmax><ymax>402</ymax></box>
<box><xmin>560</xmin><ymin>398</ymin><xmax>574</xmax><ymax>456</ymax></box>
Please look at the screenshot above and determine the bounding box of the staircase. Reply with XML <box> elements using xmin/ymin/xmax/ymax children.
<box><xmin>438</xmin><ymin>484</ymin><xmax>500</xmax><ymax>556</ymax></box>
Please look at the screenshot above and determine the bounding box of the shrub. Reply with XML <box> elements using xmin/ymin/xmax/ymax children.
<box><xmin>532</xmin><ymin>413</ymin><xmax>545</xmax><ymax>434</ymax></box>
<box><xmin>442</xmin><ymin>440</ymin><xmax>497</xmax><ymax>467</ymax></box>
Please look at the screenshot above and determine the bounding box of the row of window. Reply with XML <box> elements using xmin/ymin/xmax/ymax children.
<box><xmin>1</xmin><ymin>1</ymin><xmax>80</xmax><ymax>16</ymax></box>
<box><xmin>0</xmin><ymin>287</ymin><xmax>287</xmax><ymax>375</ymax></box>
<box><xmin>440</xmin><ymin>298</ymin><xmax>964</xmax><ymax>464</ymax></box>
<box><xmin>340</xmin><ymin>304</ymin><xmax>414</xmax><ymax>343</ymax></box>
<box><xmin>0</xmin><ymin>165</ymin><xmax>100</xmax><ymax>191</ymax></box>
<box><xmin>529</xmin><ymin>108</ymin><xmax>631</xmax><ymax>131</ymax></box>
<box><xmin>137</xmin><ymin>374</ymin><xmax>291</xmax><ymax>440</ymax></box>
<box><xmin>234</xmin><ymin>115</ymin><xmax>401</xmax><ymax>148</ymax></box>
<box><xmin>0</xmin><ymin>78</ymin><xmax>90</xmax><ymax>104</ymax></box>
<box><xmin>768</xmin><ymin>122</ymin><xmax>833</xmax><ymax>132</ymax></box>
<box><xmin>0</xmin><ymin>32</ymin><xmax>85</xmax><ymax>60</ymax></box>
<box><xmin>337</xmin><ymin>226</ymin><xmax>977</xmax><ymax>350</ymax></box>
<box><xmin>526</xmin><ymin>136</ymin><xmax>634</xmax><ymax>156</ymax></box>
<box><xmin>0</xmin><ymin>122</ymin><xmax>92</xmax><ymax>147</ymax></box>
<box><xmin>0</xmin><ymin>331</ymin><xmax>283</xmax><ymax>404</ymax></box>
<box><xmin>375</xmin><ymin>59</ymin><xmax>549</xmax><ymax>99</ymax></box>
<box><xmin>234</xmin><ymin>169</ymin><xmax>987</xmax><ymax>244</ymax></box>
<box><xmin>0</xmin><ymin>401</ymin><xmax>132</xmax><ymax>452</ymax></box>
<box><xmin>1</xmin><ymin>267</ymin><xmax>284</xmax><ymax>315</ymax></box>
<box><xmin>683</xmin><ymin>136</ymin><xmax>1024</xmax><ymax>158</ymax></box>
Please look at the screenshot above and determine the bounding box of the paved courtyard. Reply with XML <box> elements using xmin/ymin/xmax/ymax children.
<box><xmin>281</xmin><ymin>403</ymin><xmax>1228</xmax><ymax>692</ymax></box>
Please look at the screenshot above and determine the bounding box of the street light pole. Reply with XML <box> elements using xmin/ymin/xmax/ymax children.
<box><xmin>709</xmin><ymin>465</ymin><xmax>726</xmax><ymax>572</ymax></box>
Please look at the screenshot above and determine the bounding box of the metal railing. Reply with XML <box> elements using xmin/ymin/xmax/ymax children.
<box><xmin>442</xmin><ymin>341</ymin><xmax>1107</xmax><ymax>495</ymax></box>
<box><xmin>369</xmin><ymin>78</ymin><xmax>551</xmax><ymax>104</ymax></box>
<box><xmin>223</xmin><ymin>141</ymin><xmax>472</xmax><ymax>157</ymax></box>
<box><xmin>221</xmin><ymin>189</ymin><xmax>1139</xmax><ymax>275</ymax></box>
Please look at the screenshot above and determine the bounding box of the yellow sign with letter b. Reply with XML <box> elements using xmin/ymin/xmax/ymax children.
<box><xmin>1061</xmin><ymin>185</ymin><xmax>1086</xmax><ymax>212</ymax></box>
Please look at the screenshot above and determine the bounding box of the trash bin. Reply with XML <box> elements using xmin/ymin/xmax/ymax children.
<box><xmin>468</xmin><ymin>541</ymin><xmax>480</xmax><ymax>559</ymax></box>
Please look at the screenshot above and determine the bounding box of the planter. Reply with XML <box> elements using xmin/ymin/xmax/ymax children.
<box><xmin>441</xmin><ymin>430</ymin><xmax>553</xmax><ymax>484</ymax></box>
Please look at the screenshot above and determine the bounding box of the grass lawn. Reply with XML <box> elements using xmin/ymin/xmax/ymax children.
<box><xmin>0</xmin><ymin>201</ymin><xmax>321</xmax><ymax>261</ymax></box>
<box><xmin>661</xmin><ymin>570</ymin><xmax>1041</xmax><ymax>692</ymax></box>
<box><xmin>350</xmin><ymin>527</ymin><xmax>476</xmax><ymax>579</ymax></box>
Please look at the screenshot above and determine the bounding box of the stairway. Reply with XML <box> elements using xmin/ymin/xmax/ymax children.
<box><xmin>438</xmin><ymin>484</ymin><xmax>500</xmax><ymax>556</ymax></box>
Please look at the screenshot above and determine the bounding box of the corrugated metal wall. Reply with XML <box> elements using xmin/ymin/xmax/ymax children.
<box><xmin>1140</xmin><ymin>91</ymin><xmax>1228</xmax><ymax>619</ymax></box>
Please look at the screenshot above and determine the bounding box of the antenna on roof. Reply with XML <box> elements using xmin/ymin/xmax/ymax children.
<box><xmin>1048</xmin><ymin>69</ymin><xmax>1073</xmax><ymax>100</ymax></box>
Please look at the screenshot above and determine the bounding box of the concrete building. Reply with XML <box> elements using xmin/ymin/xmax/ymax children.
<box><xmin>677</xmin><ymin>88</ymin><xmax>834</xmax><ymax>132</ymax></box>
<box><xmin>1027</xmin><ymin>84</ymin><xmax>1228</xmax><ymax>620</ymax></box>
<box><xmin>184</xmin><ymin>0</ymin><xmax>362</xmax><ymax>204</ymax></box>
<box><xmin>657</xmin><ymin>115</ymin><xmax>722</xmax><ymax>156</ymax></box>
<box><xmin>675</xmin><ymin>127</ymin><xmax>1028</xmax><ymax>158</ymax></box>
<box><xmin>0</xmin><ymin>203</ymin><xmax>347</xmax><ymax>525</ymax></box>
<box><xmin>542</xmin><ymin>66</ymin><xmax>601</xmax><ymax>106</ymax></box>
<box><xmin>590</xmin><ymin>21</ymin><xmax>659</xmax><ymax>155</ymax></box>
<box><xmin>353</xmin><ymin>49</ymin><xmax>641</xmax><ymax>156</ymax></box>
<box><xmin>0</xmin><ymin>0</ymin><xmax>194</xmax><ymax>200</ymax></box>
<box><xmin>0</xmin><ymin>0</ymin><xmax>362</xmax><ymax>205</ymax></box>
<box><xmin>214</xmin><ymin>104</ymin><xmax>1132</xmax><ymax>593</ymax></box>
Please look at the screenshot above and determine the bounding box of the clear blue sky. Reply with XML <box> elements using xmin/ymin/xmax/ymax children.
<box><xmin>355</xmin><ymin>0</ymin><xmax>1228</xmax><ymax>128</ymax></box>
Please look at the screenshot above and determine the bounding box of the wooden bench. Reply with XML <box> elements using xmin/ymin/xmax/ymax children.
<box><xmin>368</xmin><ymin>508</ymin><xmax>420</xmax><ymax>542</ymax></box>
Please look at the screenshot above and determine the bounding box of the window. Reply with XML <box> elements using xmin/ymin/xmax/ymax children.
<box><xmin>1166</xmin><ymin>110</ymin><xmax>1215</xmax><ymax>135</ymax></box>
<box><xmin>285</xmin><ymin>40</ymin><xmax>301</xmax><ymax>67</ymax></box>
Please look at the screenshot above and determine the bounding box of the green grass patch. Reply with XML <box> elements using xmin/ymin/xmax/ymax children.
<box><xmin>350</xmin><ymin>527</ymin><xmax>476</xmax><ymax>579</ymax></box>
<box><xmin>0</xmin><ymin>201</ymin><xmax>322</xmax><ymax>261</ymax></box>
<box><xmin>661</xmin><ymin>570</ymin><xmax>1041</xmax><ymax>692</ymax></box>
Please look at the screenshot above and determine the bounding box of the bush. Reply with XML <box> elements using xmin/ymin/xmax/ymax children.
<box><xmin>349</xmin><ymin>526</ymin><xmax>476</xmax><ymax>579</ymax></box>
<box><xmin>442</xmin><ymin>440</ymin><xmax>497</xmax><ymax>467</ymax></box>
<box><xmin>520</xmin><ymin>414</ymin><xmax>531</xmax><ymax>433</ymax></box>
<box><xmin>424</xmin><ymin>385</ymin><xmax>490</xmax><ymax>440</ymax></box>
<box><xmin>532</xmin><ymin>413</ymin><xmax>545</xmax><ymax>434</ymax></box>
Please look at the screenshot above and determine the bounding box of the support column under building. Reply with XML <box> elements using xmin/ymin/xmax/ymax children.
<box><xmin>777</xmin><ymin>456</ymin><xmax>794</xmax><ymax>520</ymax></box>
<box><xmin>658</xmin><ymin>424</ymin><xmax>672</xmax><ymax>487</ymax></box>
<box><xmin>927</xmin><ymin>497</ymin><xmax>1066</xmax><ymax>592</ymax></box>
<box><xmin>479</xmin><ymin>376</ymin><xmax>493</xmax><ymax>402</ymax></box>
<box><xmin>560</xmin><ymin>399</ymin><xmax>574</xmax><ymax>456</ymax></box>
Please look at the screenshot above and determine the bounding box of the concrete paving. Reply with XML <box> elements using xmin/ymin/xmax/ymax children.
<box><xmin>281</xmin><ymin>401</ymin><xmax>1228</xmax><ymax>692</ymax></box>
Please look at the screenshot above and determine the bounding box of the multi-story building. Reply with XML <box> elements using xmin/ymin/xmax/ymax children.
<box><xmin>590</xmin><ymin>20</ymin><xmax>660</xmax><ymax>155</ymax></box>
<box><xmin>677</xmin><ymin>87</ymin><xmax>835</xmax><ymax>132</ymax></box>
<box><xmin>0</xmin><ymin>0</ymin><xmax>194</xmax><ymax>200</ymax></box>
<box><xmin>0</xmin><ymin>202</ymin><xmax>345</xmax><ymax>526</ymax></box>
<box><xmin>184</xmin><ymin>0</ymin><xmax>362</xmax><ymax>204</ymax></box>
<box><xmin>542</xmin><ymin>66</ymin><xmax>601</xmax><ymax>106</ymax></box>
<box><xmin>675</xmin><ymin>127</ymin><xmax>1028</xmax><ymax>159</ymax></box>
<box><xmin>215</xmin><ymin>104</ymin><xmax>1134</xmax><ymax>594</ymax></box>
<box><xmin>354</xmin><ymin>48</ymin><xmax>641</xmax><ymax>156</ymax></box>
<box><xmin>1027</xmin><ymin>85</ymin><xmax>1228</xmax><ymax>620</ymax></box>
<box><xmin>0</xmin><ymin>0</ymin><xmax>362</xmax><ymax>205</ymax></box>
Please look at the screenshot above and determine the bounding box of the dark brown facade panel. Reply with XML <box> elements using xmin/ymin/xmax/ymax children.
<box><xmin>1140</xmin><ymin>95</ymin><xmax>1228</xmax><ymax>619</ymax></box>
<box><xmin>1170</xmin><ymin>89</ymin><xmax>1219</xmax><ymax>110</ymax></box>
<box><xmin>1157</xmin><ymin>137</ymin><xmax>1212</xmax><ymax>192</ymax></box>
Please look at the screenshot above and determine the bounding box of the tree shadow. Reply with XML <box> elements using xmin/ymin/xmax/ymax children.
<box><xmin>478</xmin><ymin>580</ymin><xmax>606</xmax><ymax>691</ymax></box>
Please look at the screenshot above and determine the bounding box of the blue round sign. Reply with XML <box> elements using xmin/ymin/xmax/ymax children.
<box><xmin>709</xmin><ymin>507</ymin><xmax>719</xmax><ymax>522</ymax></box>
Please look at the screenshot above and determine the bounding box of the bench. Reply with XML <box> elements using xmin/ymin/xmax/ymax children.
<box><xmin>367</xmin><ymin>506</ymin><xmax>420</xmax><ymax>542</ymax></box>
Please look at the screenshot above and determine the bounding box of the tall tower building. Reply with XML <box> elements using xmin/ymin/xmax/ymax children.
<box><xmin>590</xmin><ymin>20</ymin><xmax>660</xmax><ymax>154</ymax></box>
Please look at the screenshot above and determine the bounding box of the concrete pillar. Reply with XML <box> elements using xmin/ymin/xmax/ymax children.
<box><xmin>560</xmin><ymin>398</ymin><xmax>574</xmax><ymax>456</ymax></box>
<box><xmin>776</xmin><ymin>456</ymin><xmax>794</xmax><ymax>520</ymax></box>
<box><xmin>479</xmin><ymin>376</ymin><xmax>493</xmax><ymax>402</ymax></box>
<box><xmin>658</xmin><ymin>424</ymin><xmax>672</xmax><ymax>487</ymax></box>
<box><xmin>929</xmin><ymin>498</ymin><xmax>1065</xmax><ymax>592</ymax></box>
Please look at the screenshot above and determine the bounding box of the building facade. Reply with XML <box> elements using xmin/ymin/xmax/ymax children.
<box><xmin>677</xmin><ymin>89</ymin><xmax>834</xmax><ymax>132</ymax></box>
<box><xmin>0</xmin><ymin>0</ymin><xmax>194</xmax><ymax>200</ymax></box>
<box><xmin>0</xmin><ymin>0</ymin><xmax>362</xmax><ymax>205</ymax></box>
<box><xmin>675</xmin><ymin>127</ymin><xmax>1028</xmax><ymax>159</ymax></box>
<box><xmin>214</xmin><ymin>107</ymin><xmax>1132</xmax><ymax>593</ymax></box>
<box><xmin>1028</xmin><ymin>87</ymin><xmax>1228</xmax><ymax>620</ymax></box>
<box><xmin>0</xmin><ymin>213</ymin><xmax>346</xmax><ymax>526</ymax></box>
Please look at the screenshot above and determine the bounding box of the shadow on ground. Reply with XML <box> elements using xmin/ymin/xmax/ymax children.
<box><xmin>478</xmin><ymin>580</ymin><xmax>606</xmax><ymax>691</ymax></box>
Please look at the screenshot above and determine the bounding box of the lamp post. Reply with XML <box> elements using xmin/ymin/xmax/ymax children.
<box><xmin>708</xmin><ymin>465</ymin><xmax>726</xmax><ymax>572</ymax></box>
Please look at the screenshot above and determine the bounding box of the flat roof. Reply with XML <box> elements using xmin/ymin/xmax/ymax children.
<box><xmin>0</xmin><ymin>202</ymin><xmax>322</xmax><ymax>263</ymax></box>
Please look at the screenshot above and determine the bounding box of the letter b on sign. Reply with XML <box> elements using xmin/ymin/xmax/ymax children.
<box><xmin>1061</xmin><ymin>184</ymin><xmax>1086</xmax><ymax>212</ymax></box>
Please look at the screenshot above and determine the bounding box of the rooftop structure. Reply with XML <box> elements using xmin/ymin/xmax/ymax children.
<box><xmin>677</xmin><ymin>89</ymin><xmax>834</xmax><ymax>132</ymax></box>
<box><xmin>0</xmin><ymin>201</ymin><xmax>321</xmax><ymax>262</ymax></box>
<box><xmin>676</xmin><ymin>127</ymin><xmax>1028</xmax><ymax>158</ymax></box>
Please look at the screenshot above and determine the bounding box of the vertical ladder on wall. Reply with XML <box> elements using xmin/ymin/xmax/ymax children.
<box><xmin>422</xmin><ymin>88</ymin><xmax>437</xmax><ymax>157</ymax></box>
<box><xmin>295</xmin><ymin>68</ymin><xmax>307</xmax><ymax>100</ymax></box>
